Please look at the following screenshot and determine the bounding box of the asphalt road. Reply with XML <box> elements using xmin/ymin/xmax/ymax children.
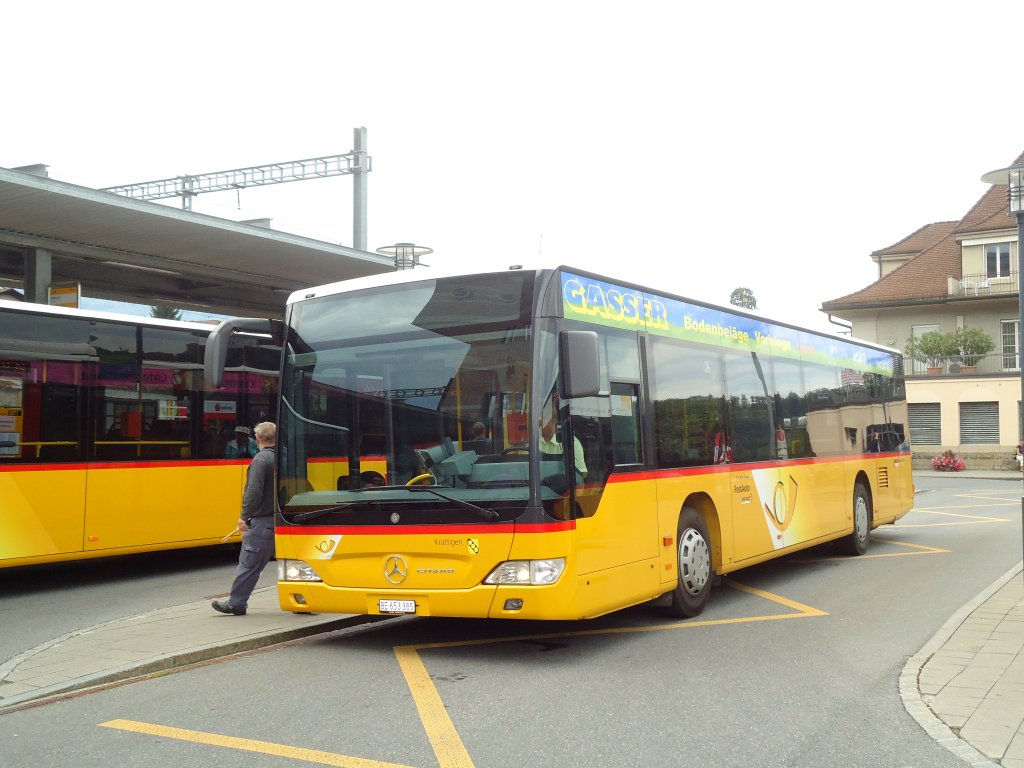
<box><xmin>1</xmin><ymin>476</ymin><xmax>1019</xmax><ymax>768</ymax></box>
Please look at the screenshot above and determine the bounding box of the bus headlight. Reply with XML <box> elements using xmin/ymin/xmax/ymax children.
<box><xmin>278</xmin><ymin>559</ymin><xmax>322</xmax><ymax>582</ymax></box>
<box><xmin>484</xmin><ymin>558</ymin><xmax>565</xmax><ymax>585</ymax></box>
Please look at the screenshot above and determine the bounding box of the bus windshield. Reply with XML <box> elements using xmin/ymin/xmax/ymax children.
<box><xmin>279</xmin><ymin>272</ymin><xmax>550</xmax><ymax>525</ymax></box>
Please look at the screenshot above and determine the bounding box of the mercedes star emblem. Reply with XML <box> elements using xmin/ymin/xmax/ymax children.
<box><xmin>384</xmin><ymin>555</ymin><xmax>409</xmax><ymax>584</ymax></box>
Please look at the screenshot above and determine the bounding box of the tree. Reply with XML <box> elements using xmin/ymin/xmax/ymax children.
<box><xmin>904</xmin><ymin>331</ymin><xmax>957</xmax><ymax>370</ymax></box>
<box><xmin>150</xmin><ymin>305</ymin><xmax>183</xmax><ymax>321</ymax></box>
<box><xmin>952</xmin><ymin>327</ymin><xmax>995</xmax><ymax>367</ymax></box>
<box><xmin>729</xmin><ymin>287</ymin><xmax>757</xmax><ymax>310</ymax></box>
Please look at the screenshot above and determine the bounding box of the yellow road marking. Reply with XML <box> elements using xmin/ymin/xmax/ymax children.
<box><xmin>403</xmin><ymin>580</ymin><xmax>826</xmax><ymax>655</ymax></box>
<box><xmin>99</xmin><ymin>719</ymin><xmax>417</xmax><ymax>768</ymax></box>
<box><xmin>952</xmin><ymin>495</ymin><xmax>1020</xmax><ymax>504</ymax></box>
<box><xmin>390</xmin><ymin>580</ymin><xmax>826</xmax><ymax>767</ymax></box>
<box><xmin>796</xmin><ymin>536</ymin><xmax>949</xmax><ymax>561</ymax></box>
<box><xmin>898</xmin><ymin>509</ymin><xmax>1009</xmax><ymax>527</ymax></box>
<box><xmin>393</xmin><ymin>647</ymin><xmax>475</xmax><ymax>768</ymax></box>
<box><xmin>96</xmin><ymin>584</ymin><xmax>827</xmax><ymax>768</ymax></box>
<box><xmin>858</xmin><ymin>538</ymin><xmax>949</xmax><ymax>556</ymax></box>
<box><xmin>723</xmin><ymin>579</ymin><xmax>829</xmax><ymax>615</ymax></box>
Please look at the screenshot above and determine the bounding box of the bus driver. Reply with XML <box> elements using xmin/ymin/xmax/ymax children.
<box><xmin>539</xmin><ymin>391</ymin><xmax>587</xmax><ymax>484</ymax></box>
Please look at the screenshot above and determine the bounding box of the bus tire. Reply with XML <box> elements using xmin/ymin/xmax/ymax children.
<box><xmin>668</xmin><ymin>506</ymin><xmax>713</xmax><ymax>618</ymax></box>
<box><xmin>840</xmin><ymin>482</ymin><xmax>871</xmax><ymax>556</ymax></box>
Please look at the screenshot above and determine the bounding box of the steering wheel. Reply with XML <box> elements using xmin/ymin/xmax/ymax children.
<box><xmin>502</xmin><ymin>447</ymin><xmax>528</xmax><ymax>455</ymax></box>
<box><xmin>406</xmin><ymin>473</ymin><xmax>434</xmax><ymax>486</ymax></box>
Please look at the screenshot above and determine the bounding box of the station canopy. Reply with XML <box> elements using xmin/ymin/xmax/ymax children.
<box><xmin>0</xmin><ymin>165</ymin><xmax>395</xmax><ymax>318</ymax></box>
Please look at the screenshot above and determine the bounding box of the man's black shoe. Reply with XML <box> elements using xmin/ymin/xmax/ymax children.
<box><xmin>211</xmin><ymin>599</ymin><xmax>246</xmax><ymax>616</ymax></box>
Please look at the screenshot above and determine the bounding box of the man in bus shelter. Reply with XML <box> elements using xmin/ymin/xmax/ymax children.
<box><xmin>212</xmin><ymin>422</ymin><xmax>277</xmax><ymax>616</ymax></box>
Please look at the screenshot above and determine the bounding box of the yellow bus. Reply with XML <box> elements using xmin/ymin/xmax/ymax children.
<box><xmin>206</xmin><ymin>266</ymin><xmax>913</xmax><ymax>619</ymax></box>
<box><xmin>0</xmin><ymin>301</ymin><xmax>279</xmax><ymax>568</ymax></box>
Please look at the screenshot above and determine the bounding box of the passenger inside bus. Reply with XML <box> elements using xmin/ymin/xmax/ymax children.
<box><xmin>360</xmin><ymin>470</ymin><xmax>386</xmax><ymax>487</ymax></box>
<box><xmin>462</xmin><ymin>421</ymin><xmax>493</xmax><ymax>454</ymax></box>
<box><xmin>225</xmin><ymin>426</ymin><xmax>258</xmax><ymax>458</ymax></box>
<box><xmin>539</xmin><ymin>391</ymin><xmax>587</xmax><ymax>484</ymax></box>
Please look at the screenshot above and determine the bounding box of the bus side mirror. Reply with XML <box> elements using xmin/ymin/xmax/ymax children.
<box><xmin>560</xmin><ymin>330</ymin><xmax>600</xmax><ymax>398</ymax></box>
<box><xmin>203</xmin><ymin>317</ymin><xmax>276</xmax><ymax>389</ymax></box>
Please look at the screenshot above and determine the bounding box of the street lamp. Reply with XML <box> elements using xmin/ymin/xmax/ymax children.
<box><xmin>981</xmin><ymin>162</ymin><xmax>1024</xmax><ymax>571</ymax></box>
<box><xmin>375</xmin><ymin>242</ymin><xmax>432</xmax><ymax>271</ymax></box>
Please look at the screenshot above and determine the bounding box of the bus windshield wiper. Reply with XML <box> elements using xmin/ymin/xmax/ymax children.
<box><xmin>289</xmin><ymin>489</ymin><xmax>498</xmax><ymax>523</ymax></box>
<box><xmin>291</xmin><ymin>502</ymin><xmax>361</xmax><ymax>523</ymax></box>
<box><xmin>404</xmin><ymin>486</ymin><xmax>500</xmax><ymax>521</ymax></box>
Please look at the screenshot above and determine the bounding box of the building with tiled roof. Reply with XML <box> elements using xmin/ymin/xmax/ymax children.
<box><xmin>869</xmin><ymin>221</ymin><xmax>960</xmax><ymax>279</ymax></box>
<box><xmin>822</xmin><ymin>152</ymin><xmax>1024</xmax><ymax>467</ymax></box>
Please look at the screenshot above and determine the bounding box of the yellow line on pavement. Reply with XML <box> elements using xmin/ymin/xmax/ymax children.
<box><xmin>796</xmin><ymin>537</ymin><xmax>949</xmax><ymax>561</ymax></box>
<box><xmin>953</xmin><ymin>495</ymin><xmax>1020</xmax><ymax>505</ymax></box>
<box><xmin>857</xmin><ymin>538</ymin><xmax>949</xmax><ymax>556</ymax></box>
<box><xmin>898</xmin><ymin>509</ymin><xmax>1009</xmax><ymax>527</ymax></box>
<box><xmin>104</xmin><ymin>581</ymin><xmax>829</xmax><ymax>768</ymax></box>
<box><xmin>393</xmin><ymin>647</ymin><xmax>476</xmax><ymax>768</ymax></box>
<box><xmin>404</xmin><ymin>580</ymin><xmax>826</xmax><ymax>654</ymax></box>
<box><xmin>389</xmin><ymin>579</ymin><xmax>826</xmax><ymax>767</ymax></box>
<box><xmin>99</xmin><ymin>719</ymin><xmax>417</xmax><ymax>768</ymax></box>
<box><xmin>723</xmin><ymin>579</ymin><xmax>829</xmax><ymax>615</ymax></box>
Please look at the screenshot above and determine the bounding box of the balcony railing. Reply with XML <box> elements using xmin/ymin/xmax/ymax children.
<box><xmin>953</xmin><ymin>272</ymin><xmax>1019</xmax><ymax>296</ymax></box>
<box><xmin>905</xmin><ymin>350</ymin><xmax>1018</xmax><ymax>377</ymax></box>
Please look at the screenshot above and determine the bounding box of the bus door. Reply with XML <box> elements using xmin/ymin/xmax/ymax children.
<box><xmin>724</xmin><ymin>350</ymin><xmax>784</xmax><ymax>562</ymax></box>
<box><xmin>569</xmin><ymin>331</ymin><xmax>658</xmax><ymax>578</ymax></box>
<box><xmin>728</xmin><ymin>458</ymin><xmax>783</xmax><ymax>562</ymax></box>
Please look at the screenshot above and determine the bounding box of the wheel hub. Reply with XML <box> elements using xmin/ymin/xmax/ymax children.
<box><xmin>854</xmin><ymin>496</ymin><xmax>869</xmax><ymax>542</ymax></box>
<box><xmin>679</xmin><ymin>527</ymin><xmax>710</xmax><ymax>596</ymax></box>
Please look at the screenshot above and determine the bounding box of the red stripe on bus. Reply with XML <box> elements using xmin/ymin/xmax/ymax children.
<box><xmin>279</xmin><ymin>521</ymin><xmax>576</xmax><ymax>536</ymax></box>
<box><xmin>606</xmin><ymin>453</ymin><xmax>900</xmax><ymax>483</ymax></box>
<box><xmin>0</xmin><ymin>459</ymin><xmax>246</xmax><ymax>472</ymax></box>
<box><xmin>307</xmin><ymin>455</ymin><xmax>388</xmax><ymax>464</ymax></box>
<box><xmin>0</xmin><ymin>463</ymin><xmax>89</xmax><ymax>473</ymax></box>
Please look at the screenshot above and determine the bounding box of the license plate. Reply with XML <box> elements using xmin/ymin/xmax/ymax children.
<box><xmin>379</xmin><ymin>599</ymin><xmax>416</xmax><ymax>614</ymax></box>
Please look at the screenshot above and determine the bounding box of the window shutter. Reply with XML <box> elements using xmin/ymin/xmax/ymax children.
<box><xmin>908</xmin><ymin>403</ymin><xmax>940</xmax><ymax>445</ymax></box>
<box><xmin>959</xmin><ymin>402</ymin><xmax>999</xmax><ymax>445</ymax></box>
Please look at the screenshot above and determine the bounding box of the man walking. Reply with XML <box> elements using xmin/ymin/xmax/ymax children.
<box><xmin>212</xmin><ymin>421</ymin><xmax>277</xmax><ymax>616</ymax></box>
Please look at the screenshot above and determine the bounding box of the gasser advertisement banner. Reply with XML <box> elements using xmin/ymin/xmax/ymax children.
<box><xmin>560</xmin><ymin>271</ymin><xmax>893</xmax><ymax>376</ymax></box>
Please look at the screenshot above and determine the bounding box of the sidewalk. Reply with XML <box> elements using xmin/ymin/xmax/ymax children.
<box><xmin>915</xmin><ymin>467</ymin><xmax>1024</xmax><ymax>481</ymax></box>
<box><xmin>908</xmin><ymin>469</ymin><xmax>1024</xmax><ymax>765</ymax></box>
<box><xmin>0</xmin><ymin>535</ymin><xmax>1022</xmax><ymax>768</ymax></box>
<box><xmin>0</xmin><ymin>586</ymin><xmax>369</xmax><ymax>712</ymax></box>
<box><xmin>904</xmin><ymin>564</ymin><xmax>1024</xmax><ymax>767</ymax></box>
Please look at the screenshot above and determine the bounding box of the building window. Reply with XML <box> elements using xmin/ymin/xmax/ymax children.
<box><xmin>986</xmin><ymin>243</ymin><xmax>1012</xmax><ymax>278</ymax></box>
<box><xmin>909</xmin><ymin>323</ymin><xmax>940</xmax><ymax>375</ymax></box>
<box><xmin>959</xmin><ymin>402</ymin><xmax>999</xmax><ymax>444</ymax></box>
<box><xmin>908</xmin><ymin>403</ymin><xmax>940</xmax><ymax>445</ymax></box>
<box><xmin>1002</xmin><ymin>319</ymin><xmax>1019</xmax><ymax>371</ymax></box>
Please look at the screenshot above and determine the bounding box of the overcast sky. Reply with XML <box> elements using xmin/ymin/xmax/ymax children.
<box><xmin>5</xmin><ymin>1</ymin><xmax>1024</xmax><ymax>331</ymax></box>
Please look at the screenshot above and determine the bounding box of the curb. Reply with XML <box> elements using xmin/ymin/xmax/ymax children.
<box><xmin>0</xmin><ymin>609</ymin><xmax>376</xmax><ymax>714</ymax></box>
<box><xmin>898</xmin><ymin>561</ymin><xmax>1023</xmax><ymax>767</ymax></box>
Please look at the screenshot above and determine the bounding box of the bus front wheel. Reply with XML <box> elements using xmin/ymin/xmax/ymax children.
<box><xmin>668</xmin><ymin>506</ymin><xmax>712</xmax><ymax>618</ymax></box>
<box><xmin>840</xmin><ymin>482</ymin><xmax>871</xmax><ymax>556</ymax></box>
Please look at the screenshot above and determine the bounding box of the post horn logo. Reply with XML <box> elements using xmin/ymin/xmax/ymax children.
<box><xmin>765</xmin><ymin>476</ymin><xmax>799</xmax><ymax>531</ymax></box>
<box><xmin>384</xmin><ymin>555</ymin><xmax>409</xmax><ymax>584</ymax></box>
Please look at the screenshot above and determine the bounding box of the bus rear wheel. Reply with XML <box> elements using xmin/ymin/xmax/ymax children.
<box><xmin>840</xmin><ymin>482</ymin><xmax>871</xmax><ymax>556</ymax></box>
<box><xmin>668</xmin><ymin>506</ymin><xmax>712</xmax><ymax>618</ymax></box>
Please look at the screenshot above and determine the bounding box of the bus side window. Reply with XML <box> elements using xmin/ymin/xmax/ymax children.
<box><xmin>610</xmin><ymin>382</ymin><xmax>641</xmax><ymax>466</ymax></box>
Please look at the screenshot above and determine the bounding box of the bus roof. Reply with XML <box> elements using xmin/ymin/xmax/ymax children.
<box><xmin>284</xmin><ymin>262</ymin><xmax>543</xmax><ymax>307</ymax></box>
<box><xmin>284</xmin><ymin>264</ymin><xmax>899</xmax><ymax>356</ymax></box>
<box><xmin>0</xmin><ymin>299</ymin><xmax>219</xmax><ymax>333</ymax></box>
